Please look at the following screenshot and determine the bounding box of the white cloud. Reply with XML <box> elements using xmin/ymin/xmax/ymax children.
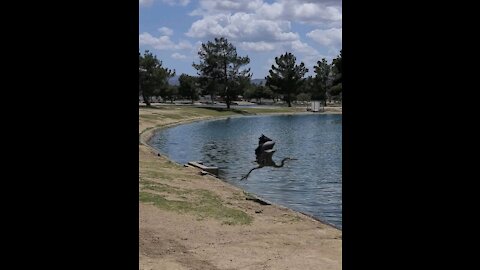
<box><xmin>282</xmin><ymin>40</ymin><xmax>323</xmax><ymax>73</ymax></box>
<box><xmin>139</xmin><ymin>0</ymin><xmax>154</xmax><ymax>7</ymax></box>
<box><xmin>141</xmin><ymin>0</ymin><xmax>342</xmax><ymax>77</ymax></box>
<box><xmin>139</xmin><ymin>32</ymin><xmax>193</xmax><ymax>50</ymax></box>
<box><xmin>289</xmin><ymin>40</ymin><xmax>319</xmax><ymax>56</ymax></box>
<box><xmin>190</xmin><ymin>0</ymin><xmax>263</xmax><ymax>16</ymax></box>
<box><xmin>297</xmin><ymin>0</ymin><xmax>342</xmax><ymax>4</ymax></box>
<box><xmin>255</xmin><ymin>0</ymin><xmax>342</xmax><ymax>25</ymax></box>
<box><xmin>141</xmin><ymin>0</ymin><xmax>190</xmax><ymax>6</ymax></box>
<box><xmin>191</xmin><ymin>0</ymin><xmax>342</xmax><ymax>25</ymax></box>
<box><xmin>239</xmin><ymin>41</ymin><xmax>276</xmax><ymax>52</ymax></box>
<box><xmin>158</xmin><ymin>26</ymin><xmax>173</xmax><ymax>36</ymax></box>
<box><xmin>185</xmin><ymin>0</ymin><xmax>342</xmax><ymax>56</ymax></box>
<box><xmin>177</xmin><ymin>41</ymin><xmax>192</xmax><ymax>49</ymax></box>
<box><xmin>162</xmin><ymin>0</ymin><xmax>190</xmax><ymax>6</ymax></box>
<box><xmin>186</xmin><ymin>15</ymin><xmax>230</xmax><ymax>38</ymax></box>
<box><xmin>186</xmin><ymin>13</ymin><xmax>298</xmax><ymax>42</ymax></box>
<box><xmin>306</xmin><ymin>28</ymin><xmax>342</xmax><ymax>47</ymax></box>
<box><xmin>197</xmin><ymin>0</ymin><xmax>341</xmax><ymax>26</ymax></box>
<box><xmin>266</xmin><ymin>38</ymin><xmax>341</xmax><ymax>74</ymax></box>
<box><xmin>289</xmin><ymin>3</ymin><xmax>342</xmax><ymax>22</ymax></box>
<box><xmin>256</xmin><ymin>2</ymin><xmax>284</xmax><ymax>20</ymax></box>
<box><xmin>171</xmin><ymin>52</ymin><xmax>187</xmax><ymax>59</ymax></box>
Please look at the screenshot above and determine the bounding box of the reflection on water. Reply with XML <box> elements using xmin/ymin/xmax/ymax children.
<box><xmin>149</xmin><ymin>114</ymin><xmax>342</xmax><ymax>229</ymax></box>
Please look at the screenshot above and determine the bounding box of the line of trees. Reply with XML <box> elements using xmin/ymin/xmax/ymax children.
<box><xmin>139</xmin><ymin>51</ymin><xmax>176</xmax><ymax>106</ymax></box>
<box><xmin>139</xmin><ymin>38</ymin><xmax>342</xmax><ymax>108</ymax></box>
<box><xmin>265</xmin><ymin>51</ymin><xmax>343</xmax><ymax>107</ymax></box>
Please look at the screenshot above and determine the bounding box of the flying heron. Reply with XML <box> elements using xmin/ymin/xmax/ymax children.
<box><xmin>241</xmin><ymin>134</ymin><xmax>297</xmax><ymax>180</ymax></box>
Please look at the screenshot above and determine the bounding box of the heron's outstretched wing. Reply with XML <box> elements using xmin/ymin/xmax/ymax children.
<box><xmin>261</xmin><ymin>141</ymin><xmax>275</xmax><ymax>151</ymax></box>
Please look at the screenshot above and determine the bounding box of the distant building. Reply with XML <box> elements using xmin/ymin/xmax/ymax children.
<box><xmin>309</xmin><ymin>100</ymin><xmax>323</xmax><ymax>112</ymax></box>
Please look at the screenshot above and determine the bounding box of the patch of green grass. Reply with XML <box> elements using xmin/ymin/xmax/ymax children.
<box><xmin>140</xmin><ymin>191</ymin><xmax>193</xmax><ymax>212</ymax></box>
<box><xmin>139</xmin><ymin>105</ymin><xmax>177</xmax><ymax>110</ymax></box>
<box><xmin>140</xmin><ymin>160</ymin><xmax>181</xmax><ymax>169</ymax></box>
<box><xmin>140</xmin><ymin>179</ymin><xmax>180</xmax><ymax>193</ymax></box>
<box><xmin>288</xmin><ymin>215</ymin><xmax>303</xmax><ymax>222</ymax></box>
<box><xmin>140</xmin><ymin>106</ymin><xmax>238</xmax><ymax>118</ymax></box>
<box><xmin>227</xmin><ymin>191</ymin><xmax>246</xmax><ymax>201</ymax></box>
<box><xmin>140</xmin><ymin>170</ymin><xmax>176</xmax><ymax>181</ymax></box>
<box><xmin>192</xmin><ymin>190</ymin><xmax>252</xmax><ymax>224</ymax></box>
<box><xmin>163</xmin><ymin>113</ymin><xmax>194</xmax><ymax>120</ymax></box>
<box><xmin>186</xmin><ymin>107</ymin><xmax>240</xmax><ymax>117</ymax></box>
<box><xmin>139</xmin><ymin>187</ymin><xmax>253</xmax><ymax>225</ymax></box>
<box><xmin>139</xmin><ymin>160</ymin><xmax>187</xmax><ymax>182</ymax></box>
<box><xmin>140</xmin><ymin>113</ymin><xmax>191</xmax><ymax>121</ymax></box>
<box><xmin>139</xmin><ymin>114</ymin><xmax>162</xmax><ymax>120</ymax></box>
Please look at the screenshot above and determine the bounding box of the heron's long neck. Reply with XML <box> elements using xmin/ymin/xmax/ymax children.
<box><xmin>273</xmin><ymin>158</ymin><xmax>291</xmax><ymax>168</ymax></box>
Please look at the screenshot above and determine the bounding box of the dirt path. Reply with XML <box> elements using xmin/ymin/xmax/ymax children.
<box><xmin>139</xmin><ymin>106</ymin><xmax>342</xmax><ymax>270</ymax></box>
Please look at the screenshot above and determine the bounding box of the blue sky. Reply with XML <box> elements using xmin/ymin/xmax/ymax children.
<box><xmin>139</xmin><ymin>0</ymin><xmax>342</xmax><ymax>79</ymax></box>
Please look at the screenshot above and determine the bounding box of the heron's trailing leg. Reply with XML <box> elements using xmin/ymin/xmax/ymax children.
<box><xmin>241</xmin><ymin>166</ymin><xmax>263</xmax><ymax>180</ymax></box>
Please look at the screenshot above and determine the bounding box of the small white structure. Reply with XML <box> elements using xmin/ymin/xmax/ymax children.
<box><xmin>310</xmin><ymin>100</ymin><xmax>323</xmax><ymax>112</ymax></box>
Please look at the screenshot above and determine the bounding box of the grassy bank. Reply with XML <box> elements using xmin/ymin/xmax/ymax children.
<box><xmin>139</xmin><ymin>104</ymin><xmax>342</xmax><ymax>270</ymax></box>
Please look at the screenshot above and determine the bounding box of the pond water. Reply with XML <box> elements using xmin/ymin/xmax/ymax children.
<box><xmin>149</xmin><ymin>114</ymin><xmax>342</xmax><ymax>229</ymax></box>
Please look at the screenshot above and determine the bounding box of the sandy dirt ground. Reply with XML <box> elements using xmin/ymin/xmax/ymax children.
<box><xmin>139</xmin><ymin>106</ymin><xmax>342</xmax><ymax>270</ymax></box>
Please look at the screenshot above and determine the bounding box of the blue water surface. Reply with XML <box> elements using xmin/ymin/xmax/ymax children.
<box><xmin>149</xmin><ymin>114</ymin><xmax>342</xmax><ymax>229</ymax></box>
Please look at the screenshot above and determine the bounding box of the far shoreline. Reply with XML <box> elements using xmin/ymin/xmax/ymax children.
<box><xmin>140</xmin><ymin>104</ymin><xmax>341</xmax><ymax>153</ymax></box>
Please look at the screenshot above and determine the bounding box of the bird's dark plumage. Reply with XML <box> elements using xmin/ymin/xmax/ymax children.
<box><xmin>242</xmin><ymin>134</ymin><xmax>296</xmax><ymax>180</ymax></box>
